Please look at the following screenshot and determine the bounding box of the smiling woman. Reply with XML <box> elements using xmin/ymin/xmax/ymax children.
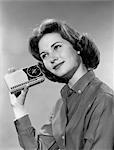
<box><xmin>29</xmin><ymin>19</ymin><xmax>100</xmax><ymax>85</ymax></box>
<box><xmin>38</xmin><ymin>32</ymin><xmax>81</xmax><ymax>79</ymax></box>
<box><xmin>8</xmin><ymin>18</ymin><xmax>114</xmax><ymax>150</ymax></box>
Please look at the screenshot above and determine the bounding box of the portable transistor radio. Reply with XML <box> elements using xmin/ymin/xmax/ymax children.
<box><xmin>4</xmin><ymin>64</ymin><xmax>45</xmax><ymax>94</ymax></box>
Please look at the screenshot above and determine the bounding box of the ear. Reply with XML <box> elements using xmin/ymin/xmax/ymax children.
<box><xmin>77</xmin><ymin>51</ymin><xmax>80</xmax><ymax>55</ymax></box>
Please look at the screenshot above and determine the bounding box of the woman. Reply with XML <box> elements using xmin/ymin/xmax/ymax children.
<box><xmin>9</xmin><ymin>19</ymin><xmax>114</xmax><ymax>150</ymax></box>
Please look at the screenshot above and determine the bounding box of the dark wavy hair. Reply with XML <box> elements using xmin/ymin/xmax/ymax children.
<box><xmin>29</xmin><ymin>19</ymin><xmax>100</xmax><ymax>83</ymax></box>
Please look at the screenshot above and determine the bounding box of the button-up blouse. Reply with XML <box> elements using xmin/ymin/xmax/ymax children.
<box><xmin>14</xmin><ymin>71</ymin><xmax>114</xmax><ymax>150</ymax></box>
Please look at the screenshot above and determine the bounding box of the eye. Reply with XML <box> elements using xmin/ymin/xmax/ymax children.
<box><xmin>40</xmin><ymin>53</ymin><xmax>48</xmax><ymax>60</ymax></box>
<box><xmin>53</xmin><ymin>44</ymin><xmax>62</xmax><ymax>50</ymax></box>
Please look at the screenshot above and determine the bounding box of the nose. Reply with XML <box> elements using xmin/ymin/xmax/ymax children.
<box><xmin>49</xmin><ymin>52</ymin><xmax>58</xmax><ymax>64</ymax></box>
<box><xmin>50</xmin><ymin>56</ymin><xmax>58</xmax><ymax>64</ymax></box>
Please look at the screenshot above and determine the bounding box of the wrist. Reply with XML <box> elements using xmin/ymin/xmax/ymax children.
<box><xmin>12</xmin><ymin>105</ymin><xmax>28</xmax><ymax>120</ymax></box>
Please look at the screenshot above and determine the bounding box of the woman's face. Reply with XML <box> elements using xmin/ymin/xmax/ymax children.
<box><xmin>38</xmin><ymin>33</ymin><xmax>81</xmax><ymax>77</ymax></box>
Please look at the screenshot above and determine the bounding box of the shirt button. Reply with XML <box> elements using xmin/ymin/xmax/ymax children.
<box><xmin>78</xmin><ymin>90</ymin><xmax>82</xmax><ymax>94</ymax></box>
<box><xmin>88</xmin><ymin>104</ymin><xmax>91</xmax><ymax>108</ymax></box>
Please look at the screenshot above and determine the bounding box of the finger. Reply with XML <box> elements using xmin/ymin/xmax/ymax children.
<box><xmin>14</xmin><ymin>84</ymin><xmax>29</xmax><ymax>98</ymax></box>
<box><xmin>8</xmin><ymin>67</ymin><xmax>16</xmax><ymax>74</ymax></box>
<box><xmin>9</xmin><ymin>93</ymin><xmax>17</xmax><ymax>106</ymax></box>
<box><xmin>15</xmin><ymin>91</ymin><xmax>22</xmax><ymax>97</ymax></box>
<box><xmin>22</xmin><ymin>86</ymin><xmax>29</xmax><ymax>96</ymax></box>
<box><xmin>9</xmin><ymin>92</ymin><xmax>16</xmax><ymax>99</ymax></box>
<box><xmin>20</xmin><ymin>86</ymin><xmax>29</xmax><ymax>104</ymax></box>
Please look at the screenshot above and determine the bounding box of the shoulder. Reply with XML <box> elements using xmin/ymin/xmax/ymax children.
<box><xmin>96</xmin><ymin>82</ymin><xmax>114</xmax><ymax>105</ymax></box>
<box><xmin>85</xmin><ymin>81</ymin><xmax>114</xmax><ymax>128</ymax></box>
<box><xmin>99</xmin><ymin>82</ymin><xmax>113</xmax><ymax>96</ymax></box>
<box><xmin>86</xmin><ymin>80</ymin><xmax>114</xmax><ymax>120</ymax></box>
<box><xmin>89</xmin><ymin>81</ymin><xmax>114</xmax><ymax>119</ymax></box>
<box><xmin>90</xmin><ymin>77</ymin><xmax>114</xmax><ymax>104</ymax></box>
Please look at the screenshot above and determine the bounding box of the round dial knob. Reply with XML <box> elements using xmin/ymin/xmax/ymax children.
<box><xmin>27</xmin><ymin>65</ymin><xmax>41</xmax><ymax>77</ymax></box>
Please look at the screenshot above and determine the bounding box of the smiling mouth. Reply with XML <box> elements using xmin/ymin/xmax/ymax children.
<box><xmin>53</xmin><ymin>62</ymin><xmax>64</xmax><ymax>70</ymax></box>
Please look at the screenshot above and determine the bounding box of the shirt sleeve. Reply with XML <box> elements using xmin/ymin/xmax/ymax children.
<box><xmin>14</xmin><ymin>114</ymin><xmax>58</xmax><ymax>150</ymax></box>
<box><xmin>84</xmin><ymin>93</ymin><xmax>114</xmax><ymax>150</ymax></box>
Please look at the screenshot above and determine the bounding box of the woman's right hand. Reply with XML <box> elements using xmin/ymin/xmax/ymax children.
<box><xmin>9</xmin><ymin>86</ymin><xmax>29</xmax><ymax>108</ymax></box>
<box><xmin>8</xmin><ymin>67</ymin><xmax>29</xmax><ymax>119</ymax></box>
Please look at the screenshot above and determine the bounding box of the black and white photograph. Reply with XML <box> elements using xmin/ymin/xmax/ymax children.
<box><xmin>0</xmin><ymin>0</ymin><xmax>114</xmax><ymax>150</ymax></box>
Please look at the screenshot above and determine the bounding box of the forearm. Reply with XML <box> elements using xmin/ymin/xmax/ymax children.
<box><xmin>14</xmin><ymin>115</ymin><xmax>57</xmax><ymax>150</ymax></box>
<box><xmin>14</xmin><ymin>115</ymin><xmax>38</xmax><ymax>150</ymax></box>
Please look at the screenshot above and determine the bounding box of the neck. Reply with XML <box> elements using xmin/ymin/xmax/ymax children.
<box><xmin>68</xmin><ymin>63</ymin><xmax>87</xmax><ymax>88</ymax></box>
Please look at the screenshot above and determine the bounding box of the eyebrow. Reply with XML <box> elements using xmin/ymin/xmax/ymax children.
<box><xmin>51</xmin><ymin>41</ymin><xmax>62</xmax><ymax>48</ymax></box>
<box><xmin>40</xmin><ymin>41</ymin><xmax>62</xmax><ymax>56</ymax></box>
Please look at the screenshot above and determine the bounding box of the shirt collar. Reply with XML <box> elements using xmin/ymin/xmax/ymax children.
<box><xmin>61</xmin><ymin>70</ymin><xmax>95</xmax><ymax>98</ymax></box>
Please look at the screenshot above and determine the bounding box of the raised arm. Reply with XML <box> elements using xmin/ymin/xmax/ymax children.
<box><xmin>7</xmin><ymin>68</ymin><xmax>58</xmax><ymax>150</ymax></box>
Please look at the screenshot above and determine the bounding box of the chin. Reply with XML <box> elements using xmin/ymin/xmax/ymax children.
<box><xmin>54</xmin><ymin>70</ymin><xmax>69</xmax><ymax>77</ymax></box>
<box><xmin>61</xmin><ymin>66</ymin><xmax>77</xmax><ymax>81</ymax></box>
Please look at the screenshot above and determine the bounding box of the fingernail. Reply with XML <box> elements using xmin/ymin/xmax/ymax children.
<box><xmin>8</xmin><ymin>67</ymin><xmax>15</xmax><ymax>73</ymax></box>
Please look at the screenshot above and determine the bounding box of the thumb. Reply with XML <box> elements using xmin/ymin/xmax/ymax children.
<box><xmin>9</xmin><ymin>92</ymin><xmax>18</xmax><ymax>107</ymax></box>
<box><xmin>20</xmin><ymin>85</ymin><xmax>29</xmax><ymax>105</ymax></box>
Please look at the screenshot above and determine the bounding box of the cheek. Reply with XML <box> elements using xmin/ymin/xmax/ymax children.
<box><xmin>66</xmin><ymin>49</ymin><xmax>77</xmax><ymax>62</ymax></box>
<box><xmin>69</xmin><ymin>51</ymin><xmax>81</xmax><ymax>66</ymax></box>
<box><xmin>43</xmin><ymin>60</ymin><xmax>51</xmax><ymax>71</ymax></box>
